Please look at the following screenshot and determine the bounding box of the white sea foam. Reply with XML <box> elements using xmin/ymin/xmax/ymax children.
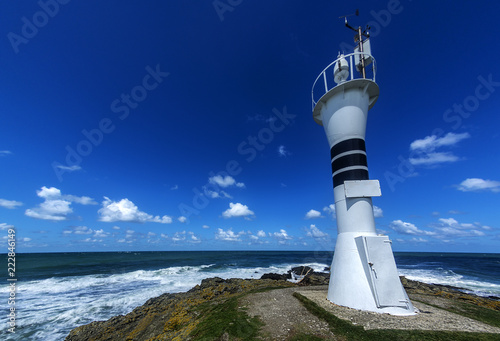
<box><xmin>398</xmin><ymin>268</ymin><xmax>500</xmax><ymax>297</ymax></box>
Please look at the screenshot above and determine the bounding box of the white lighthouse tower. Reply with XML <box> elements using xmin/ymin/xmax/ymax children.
<box><xmin>311</xmin><ymin>18</ymin><xmax>415</xmax><ymax>315</ymax></box>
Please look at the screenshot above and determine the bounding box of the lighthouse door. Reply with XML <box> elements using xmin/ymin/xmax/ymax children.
<box><xmin>356</xmin><ymin>236</ymin><xmax>409</xmax><ymax>308</ymax></box>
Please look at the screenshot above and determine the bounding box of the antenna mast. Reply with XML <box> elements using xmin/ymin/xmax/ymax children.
<box><xmin>340</xmin><ymin>10</ymin><xmax>370</xmax><ymax>78</ymax></box>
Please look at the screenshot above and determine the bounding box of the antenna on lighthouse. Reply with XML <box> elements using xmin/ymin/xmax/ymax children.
<box><xmin>341</xmin><ymin>10</ymin><xmax>371</xmax><ymax>78</ymax></box>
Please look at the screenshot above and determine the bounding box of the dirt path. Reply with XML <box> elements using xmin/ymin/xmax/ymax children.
<box><xmin>242</xmin><ymin>285</ymin><xmax>500</xmax><ymax>340</ymax></box>
<box><xmin>240</xmin><ymin>286</ymin><xmax>338</xmax><ymax>340</ymax></box>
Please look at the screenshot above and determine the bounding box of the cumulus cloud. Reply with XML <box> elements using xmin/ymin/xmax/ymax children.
<box><xmin>63</xmin><ymin>226</ymin><xmax>93</xmax><ymax>235</ymax></box>
<box><xmin>0</xmin><ymin>199</ymin><xmax>23</xmax><ymax>209</ymax></box>
<box><xmin>178</xmin><ymin>216</ymin><xmax>187</xmax><ymax>223</ymax></box>
<box><xmin>257</xmin><ymin>230</ymin><xmax>266</xmax><ymax>237</ymax></box>
<box><xmin>323</xmin><ymin>204</ymin><xmax>336</xmax><ymax>219</ymax></box>
<box><xmin>373</xmin><ymin>205</ymin><xmax>383</xmax><ymax>218</ymax></box>
<box><xmin>457</xmin><ymin>178</ymin><xmax>500</xmax><ymax>193</ymax></box>
<box><xmin>205</xmin><ymin>175</ymin><xmax>245</xmax><ymax>199</ymax></box>
<box><xmin>209</xmin><ymin>175</ymin><xmax>245</xmax><ymax>188</ymax></box>
<box><xmin>272</xmin><ymin>229</ymin><xmax>292</xmax><ymax>244</ymax></box>
<box><xmin>305</xmin><ymin>209</ymin><xmax>322</xmax><ymax>219</ymax></box>
<box><xmin>410</xmin><ymin>132</ymin><xmax>470</xmax><ymax>151</ymax></box>
<box><xmin>409</xmin><ymin>152</ymin><xmax>459</xmax><ymax>166</ymax></box>
<box><xmin>188</xmin><ymin>231</ymin><xmax>201</xmax><ymax>243</ymax></box>
<box><xmin>215</xmin><ymin>228</ymin><xmax>244</xmax><ymax>242</ymax></box>
<box><xmin>98</xmin><ymin>197</ymin><xmax>172</xmax><ymax>223</ymax></box>
<box><xmin>202</xmin><ymin>224</ymin><xmax>210</xmax><ymax>229</ymax></box>
<box><xmin>433</xmin><ymin>218</ymin><xmax>488</xmax><ymax>238</ymax></box>
<box><xmin>278</xmin><ymin>145</ymin><xmax>291</xmax><ymax>157</ymax></box>
<box><xmin>306</xmin><ymin>224</ymin><xmax>329</xmax><ymax>238</ymax></box>
<box><xmin>94</xmin><ymin>229</ymin><xmax>110</xmax><ymax>238</ymax></box>
<box><xmin>172</xmin><ymin>231</ymin><xmax>186</xmax><ymax>242</ymax></box>
<box><xmin>25</xmin><ymin>186</ymin><xmax>97</xmax><ymax>221</ymax></box>
<box><xmin>0</xmin><ymin>223</ymin><xmax>14</xmax><ymax>230</ymax></box>
<box><xmin>389</xmin><ymin>220</ymin><xmax>435</xmax><ymax>236</ymax></box>
<box><xmin>222</xmin><ymin>202</ymin><xmax>255</xmax><ymax>218</ymax></box>
<box><xmin>409</xmin><ymin>132</ymin><xmax>470</xmax><ymax>166</ymax></box>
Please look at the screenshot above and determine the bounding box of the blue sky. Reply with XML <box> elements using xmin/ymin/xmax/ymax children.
<box><xmin>1</xmin><ymin>0</ymin><xmax>499</xmax><ymax>253</ymax></box>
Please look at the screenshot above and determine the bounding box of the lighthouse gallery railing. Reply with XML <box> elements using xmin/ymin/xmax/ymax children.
<box><xmin>311</xmin><ymin>52</ymin><xmax>377</xmax><ymax>112</ymax></box>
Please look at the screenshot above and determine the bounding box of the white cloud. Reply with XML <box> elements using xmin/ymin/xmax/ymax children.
<box><xmin>409</xmin><ymin>132</ymin><xmax>469</xmax><ymax>166</ymax></box>
<box><xmin>0</xmin><ymin>199</ymin><xmax>23</xmax><ymax>209</ymax></box>
<box><xmin>0</xmin><ymin>223</ymin><xmax>14</xmax><ymax>230</ymax></box>
<box><xmin>222</xmin><ymin>202</ymin><xmax>255</xmax><ymax>218</ymax></box>
<box><xmin>272</xmin><ymin>229</ymin><xmax>292</xmax><ymax>244</ymax></box>
<box><xmin>323</xmin><ymin>204</ymin><xmax>336</xmax><ymax>219</ymax></box>
<box><xmin>410</xmin><ymin>132</ymin><xmax>470</xmax><ymax>151</ymax></box>
<box><xmin>215</xmin><ymin>228</ymin><xmax>244</xmax><ymax>242</ymax></box>
<box><xmin>178</xmin><ymin>216</ymin><xmax>187</xmax><ymax>223</ymax></box>
<box><xmin>410</xmin><ymin>237</ymin><xmax>428</xmax><ymax>243</ymax></box>
<box><xmin>75</xmin><ymin>226</ymin><xmax>93</xmax><ymax>235</ymax></box>
<box><xmin>25</xmin><ymin>186</ymin><xmax>97</xmax><ymax>221</ymax></box>
<box><xmin>373</xmin><ymin>205</ymin><xmax>383</xmax><ymax>218</ymax></box>
<box><xmin>305</xmin><ymin>209</ymin><xmax>322</xmax><ymax>219</ymax></box>
<box><xmin>64</xmin><ymin>195</ymin><xmax>97</xmax><ymax>205</ymax></box>
<box><xmin>202</xmin><ymin>224</ymin><xmax>210</xmax><ymax>229</ymax></box>
<box><xmin>434</xmin><ymin>218</ymin><xmax>487</xmax><ymax>237</ymax></box>
<box><xmin>389</xmin><ymin>220</ymin><xmax>435</xmax><ymax>236</ymax></box>
<box><xmin>98</xmin><ymin>197</ymin><xmax>172</xmax><ymax>223</ymax></box>
<box><xmin>278</xmin><ymin>145</ymin><xmax>291</xmax><ymax>157</ymax></box>
<box><xmin>409</xmin><ymin>152</ymin><xmax>460</xmax><ymax>166</ymax></box>
<box><xmin>209</xmin><ymin>175</ymin><xmax>245</xmax><ymax>188</ymax></box>
<box><xmin>112</xmin><ymin>226</ymin><xmax>121</xmax><ymax>230</ymax></box>
<box><xmin>306</xmin><ymin>224</ymin><xmax>328</xmax><ymax>238</ymax></box>
<box><xmin>55</xmin><ymin>165</ymin><xmax>82</xmax><ymax>172</ymax></box>
<box><xmin>0</xmin><ymin>150</ymin><xmax>12</xmax><ymax>156</ymax></box>
<box><xmin>188</xmin><ymin>231</ymin><xmax>201</xmax><ymax>243</ymax></box>
<box><xmin>26</xmin><ymin>199</ymin><xmax>72</xmax><ymax>221</ymax></box>
<box><xmin>257</xmin><ymin>230</ymin><xmax>266</xmax><ymax>237</ymax></box>
<box><xmin>457</xmin><ymin>178</ymin><xmax>500</xmax><ymax>193</ymax></box>
<box><xmin>172</xmin><ymin>231</ymin><xmax>186</xmax><ymax>242</ymax></box>
<box><xmin>170</xmin><ymin>185</ymin><xmax>179</xmax><ymax>190</ymax></box>
<box><xmin>94</xmin><ymin>229</ymin><xmax>110</xmax><ymax>238</ymax></box>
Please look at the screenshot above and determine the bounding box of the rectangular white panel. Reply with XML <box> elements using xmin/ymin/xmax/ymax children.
<box><xmin>344</xmin><ymin>180</ymin><xmax>381</xmax><ymax>198</ymax></box>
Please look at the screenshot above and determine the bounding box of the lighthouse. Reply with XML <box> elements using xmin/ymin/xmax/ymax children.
<box><xmin>311</xmin><ymin>19</ymin><xmax>415</xmax><ymax>315</ymax></box>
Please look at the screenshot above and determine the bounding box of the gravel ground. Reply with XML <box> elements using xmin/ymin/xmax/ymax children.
<box><xmin>241</xmin><ymin>286</ymin><xmax>338</xmax><ymax>340</ymax></box>
<box><xmin>242</xmin><ymin>285</ymin><xmax>500</xmax><ymax>340</ymax></box>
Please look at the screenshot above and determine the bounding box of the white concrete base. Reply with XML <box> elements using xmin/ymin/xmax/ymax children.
<box><xmin>327</xmin><ymin>232</ymin><xmax>416</xmax><ymax>316</ymax></box>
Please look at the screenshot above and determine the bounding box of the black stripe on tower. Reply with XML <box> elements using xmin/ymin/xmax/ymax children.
<box><xmin>330</xmin><ymin>138</ymin><xmax>366</xmax><ymax>160</ymax></box>
<box><xmin>330</xmin><ymin>138</ymin><xmax>369</xmax><ymax>188</ymax></box>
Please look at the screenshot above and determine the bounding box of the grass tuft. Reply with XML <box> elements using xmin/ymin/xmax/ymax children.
<box><xmin>190</xmin><ymin>296</ymin><xmax>263</xmax><ymax>341</ymax></box>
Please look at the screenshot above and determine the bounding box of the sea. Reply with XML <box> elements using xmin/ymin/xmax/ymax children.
<box><xmin>1</xmin><ymin>251</ymin><xmax>499</xmax><ymax>340</ymax></box>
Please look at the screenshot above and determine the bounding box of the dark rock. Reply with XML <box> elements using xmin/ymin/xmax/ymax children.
<box><xmin>299</xmin><ymin>272</ymin><xmax>330</xmax><ymax>285</ymax></box>
<box><xmin>261</xmin><ymin>273</ymin><xmax>289</xmax><ymax>281</ymax></box>
<box><xmin>289</xmin><ymin>266</ymin><xmax>314</xmax><ymax>276</ymax></box>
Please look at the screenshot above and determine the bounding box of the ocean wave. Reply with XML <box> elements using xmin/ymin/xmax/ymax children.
<box><xmin>399</xmin><ymin>268</ymin><xmax>500</xmax><ymax>297</ymax></box>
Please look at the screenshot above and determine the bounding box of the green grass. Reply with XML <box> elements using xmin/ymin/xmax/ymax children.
<box><xmin>293</xmin><ymin>292</ymin><xmax>500</xmax><ymax>341</ymax></box>
<box><xmin>190</xmin><ymin>295</ymin><xmax>263</xmax><ymax>341</ymax></box>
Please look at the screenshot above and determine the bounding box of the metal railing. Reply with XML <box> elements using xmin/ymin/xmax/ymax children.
<box><xmin>311</xmin><ymin>52</ymin><xmax>376</xmax><ymax>111</ymax></box>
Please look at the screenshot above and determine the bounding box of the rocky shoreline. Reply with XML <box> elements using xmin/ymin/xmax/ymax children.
<box><xmin>65</xmin><ymin>267</ymin><xmax>500</xmax><ymax>340</ymax></box>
